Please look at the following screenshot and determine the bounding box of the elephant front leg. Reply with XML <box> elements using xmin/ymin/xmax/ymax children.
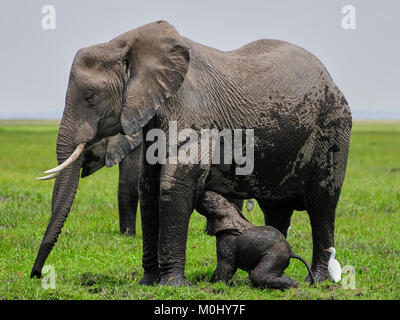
<box><xmin>158</xmin><ymin>175</ymin><xmax>198</xmax><ymax>286</ymax></box>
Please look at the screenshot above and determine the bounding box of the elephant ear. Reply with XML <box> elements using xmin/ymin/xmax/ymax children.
<box><xmin>207</xmin><ymin>209</ymin><xmax>250</xmax><ymax>236</ymax></box>
<box><xmin>105</xmin><ymin>132</ymin><xmax>142</xmax><ymax>168</ymax></box>
<box><xmin>121</xmin><ymin>21</ymin><xmax>190</xmax><ymax>135</ymax></box>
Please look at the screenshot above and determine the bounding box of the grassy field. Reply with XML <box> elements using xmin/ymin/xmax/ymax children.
<box><xmin>0</xmin><ymin>120</ymin><xmax>399</xmax><ymax>300</ymax></box>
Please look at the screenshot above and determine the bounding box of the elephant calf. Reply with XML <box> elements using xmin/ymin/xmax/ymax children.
<box><xmin>197</xmin><ymin>191</ymin><xmax>315</xmax><ymax>290</ymax></box>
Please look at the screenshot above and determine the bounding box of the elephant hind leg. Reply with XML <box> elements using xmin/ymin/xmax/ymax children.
<box><xmin>305</xmin><ymin>119</ymin><xmax>351</xmax><ymax>281</ymax></box>
<box><xmin>249</xmin><ymin>252</ymin><xmax>297</xmax><ymax>290</ymax></box>
<box><xmin>305</xmin><ymin>188</ymin><xmax>339</xmax><ymax>282</ymax></box>
<box><xmin>118</xmin><ymin>157</ymin><xmax>140</xmax><ymax>236</ymax></box>
<box><xmin>118</xmin><ymin>189</ymin><xmax>138</xmax><ymax>236</ymax></box>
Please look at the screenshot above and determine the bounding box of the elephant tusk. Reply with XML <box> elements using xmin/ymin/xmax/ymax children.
<box><xmin>36</xmin><ymin>172</ymin><xmax>60</xmax><ymax>180</ymax></box>
<box><xmin>44</xmin><ymin>143</ymin><xmax>86</xmax><ymax>174</ymax></box>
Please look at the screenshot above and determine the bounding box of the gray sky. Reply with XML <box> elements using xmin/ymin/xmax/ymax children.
<box><xmin>0</xmin><ymin>0</ymin><xmax>399</xmax><ymax>119</ymax></box>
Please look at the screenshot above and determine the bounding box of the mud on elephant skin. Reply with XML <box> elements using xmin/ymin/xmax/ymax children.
<box><xmin>31</xmin><ymin>21</ymin><xmax>351</xmax><ymax>285</ymax></box>
<box><xmin>197</xmin><ymin>191</ymin><xmax>315</xmax><ymax>290</ymax></box>
<box><xmin>81</xmin><ymin>132</ymin><xmax>142</xmax><ymax>236</ymax></box>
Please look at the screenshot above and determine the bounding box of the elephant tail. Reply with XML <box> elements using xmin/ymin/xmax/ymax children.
<box><xmin>290</xmin><ymin>253</ymin><xmax>315</xmax><ymax>285</ymax></box>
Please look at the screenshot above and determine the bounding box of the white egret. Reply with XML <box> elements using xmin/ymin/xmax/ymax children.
<box><xmin>326</xmin><ymin>247</ymin><xmax>341</xmax><ymax>283</ymax></box>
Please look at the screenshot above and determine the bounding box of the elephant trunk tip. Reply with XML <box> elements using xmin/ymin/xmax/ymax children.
<box><xmin>30</xmin><ymin>269</ymin><xmax>42</xmax><ymax>279</ymax></box>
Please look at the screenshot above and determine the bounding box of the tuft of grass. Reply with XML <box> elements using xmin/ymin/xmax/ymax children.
<box><xmin>0</xmin><ymin>120</ymin><xmax>399</xmax><ymax>300</ymax></box>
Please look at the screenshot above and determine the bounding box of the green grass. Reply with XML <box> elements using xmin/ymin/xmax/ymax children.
<box><xmin>0</xmin><ymin>120</ymin><xmax>399</xmax><ymax>300</ymax></box>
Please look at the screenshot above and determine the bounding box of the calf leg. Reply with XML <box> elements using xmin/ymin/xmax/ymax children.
<box><xmin>249</xmin><ymin>252</ymin><xmax>297</xmax><ymax>290</ymax></box>
<box><xmin>211</xmin><ymin>238</ymin><xmax>238</xmax><ymax>283</ymax></box>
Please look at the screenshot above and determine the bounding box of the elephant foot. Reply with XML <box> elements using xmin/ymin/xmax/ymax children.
<box><xmin>251</xmin><ymin>273</ymin><xmax>298</xmax><ymax>290</ymax></box>
<box><xmin>160</xmin><ymin>274</ymin><xmax>192</xmax><ymax>287</ymax></box>
<box><xmin>305</xmin><ymin>264</ymin><xmax>329</xmax><ymax>283</ymax></box>
<box><xmin>120</xmin><ymin>227</ymin><xmax>136</xmax><ymax>237</ymax></box>
<box><xmin>210</xmin><ymin>274</ymin><xmax>219</xmax><ymax>283</ymax></box>
<box><xmin>139</xmin><ymin>272</ymin><xmax>160</xmax><ymax>286</ymax></box>
<box><xmin>268</xmin><ymin>275</ymin><xmax>298</xmax><ymax>291</ymax></box>
<box><xmin>210</xmin><ymin>272</ymin><xmax>230</xmax><ymax>284</ymax></box>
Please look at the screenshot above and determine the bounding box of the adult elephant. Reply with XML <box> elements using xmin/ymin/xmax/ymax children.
<box><xmin>80</xmin><ymin>133</ymin><xmax>246</xmax><ymax>236</ymax></box>
<box><xmin>31</xmin><ymin>21</ymin><xmax>352</xmax><ymax>286</ymax></box>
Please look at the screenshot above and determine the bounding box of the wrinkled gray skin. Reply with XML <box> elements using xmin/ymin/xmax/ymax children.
<box><xmin>80</xmin><ymin>133</ymin><xmax>244</xmax><ymax>236</ymax></box>
<box><xmin>30</xmin><ymin>21</ymin><xmax>352</xmax><ymax>286</ymax></box>
<box><xmin>197</xmin><ymin>191</ymin><xmax>315</xmax><ymax>290</ymax></box>
<box><xmin>81</xmin><ymin>133</ymin><xmax>141</xmax><ymax>236</ymax></box>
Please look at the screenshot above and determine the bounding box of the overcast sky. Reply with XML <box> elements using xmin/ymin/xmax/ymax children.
<box><xmin>0</xmin><ymin>0</ymin><xmax>399</xmax><ymax>119</ymax></box>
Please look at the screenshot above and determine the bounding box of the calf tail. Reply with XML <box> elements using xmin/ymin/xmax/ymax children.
<box><xmin>291</xmin><ymin>253</ymin><xmax>315</xmax><ymax>285</ymax></box>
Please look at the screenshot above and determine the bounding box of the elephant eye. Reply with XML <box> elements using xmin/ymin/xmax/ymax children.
<box><xmin>85</xmin><ymin>90</ymin><xmax>96</xmax><ymax>108</ymax></box>
<box><xmin>124</xmin><ymin>59</ymin><xmax>130</xmax><ymax>77</ymax></box>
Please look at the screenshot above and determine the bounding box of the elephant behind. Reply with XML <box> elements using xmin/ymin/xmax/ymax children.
<box><xmin>81</xmin><ymin>133</ymin><xmax>141</xmax><ymax>236</ymax></box>
<box><xmin>80</xmin><ymin>133</ymin><xmax>247</xmax><ymax>236</ymax></box>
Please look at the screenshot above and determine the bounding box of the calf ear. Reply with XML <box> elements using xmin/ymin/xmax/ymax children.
<box><xmin>119</xmin><ymin>21</ymin><xmax>190</xmax><ymax>135</ymax></box>
<box><xmin>105</xmin><ymin>132</ymin><xmax>142</xmax><ymax>167</ymax></box>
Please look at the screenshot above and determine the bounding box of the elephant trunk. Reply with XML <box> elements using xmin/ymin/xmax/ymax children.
<box><xmin>31</xmin><ymin>117</ymin><xmax>84</xmax><ymax>278</ymax></box>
